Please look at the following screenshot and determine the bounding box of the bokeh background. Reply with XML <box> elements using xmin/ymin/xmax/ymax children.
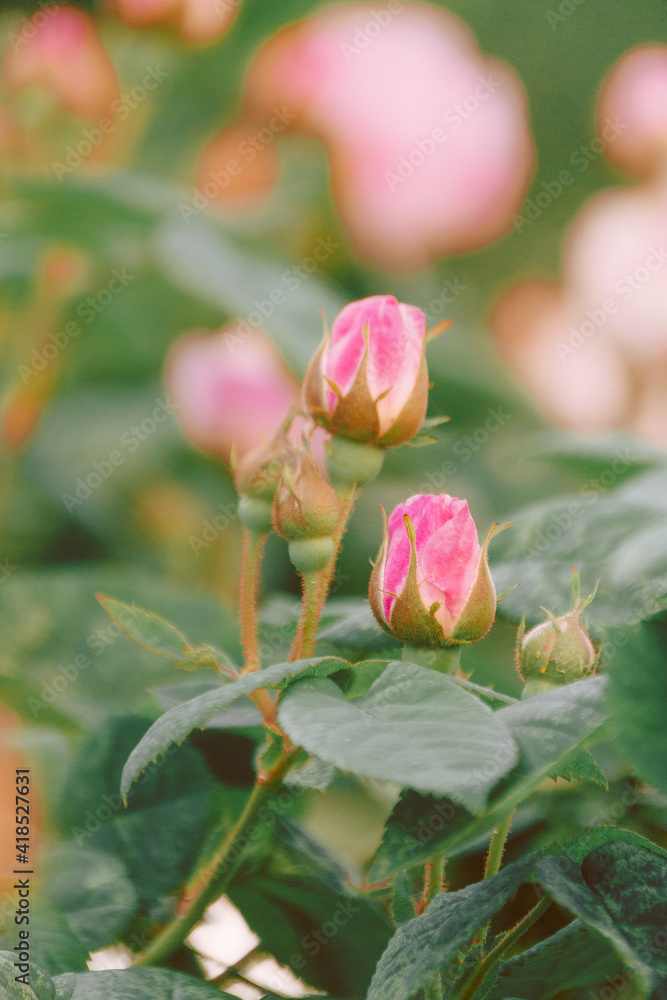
<box><xmin>1</xmin><ymin>0</ymin><xmax>667</xmax><ymax>995</ymax></box>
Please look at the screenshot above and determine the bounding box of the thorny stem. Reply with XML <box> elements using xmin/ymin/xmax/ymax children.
<box><xmin>134</xmin><ymin>749</ymin><xmax>301</xmax><ymax>967</ymax></box>
<box><xmin>472</xmin><ymin>809</ymin><xmax>516</xmax><ymax>948</ymax></box>
<box><xmin>421</xmin><ymin>855</ymin><xmax>446</xmax><ymax>910</ymax></box>
<box><xmin>239</xmin><ymin>528</ymin><xmax>265</xmax><ymax>674</ymax></box>
<box><xmin>289</xmin><ymin>570</ymin><xmax>322</xmax><ymax>662</ymax></box>
<box><xmin>484</xmin><ymin>810</ymin><xmax>515</xmax><ymax>882</ymax></box>
<box><xmin>238</xmin><ymin>528</ymin><xmax>275</xmax><ymax>722</ymax></box>
<box><xmin>455</xmin><ymin>894</ymin><xmax>552</xmax><ymax>1000</ymax></box>
<box><xmin>421</xmin><ymin>856</ymin><xmax>446</xmax><ymax>999</ymax></box>
<box><xmin>288</xmin><ymin>486</ymin><xmax>356</xmax><ymax>661</ymax></box>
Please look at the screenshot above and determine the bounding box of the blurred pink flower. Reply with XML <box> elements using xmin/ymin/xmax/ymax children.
<box><xmin>3</xmin><ymin>6</ymin><xmax>119</xmax><ymax>120</ymax></box>
<box><xmin>598</xmin><ymin>44</ymin><xmax>667</xmax><ymax>177</ymax></box>
<box><xmin>113</xmin><ymin>0</ymin><xmax>237</xmax><ymax>44</ymax></box>
<box><xmin>166</xmin><ymin>325</ymin><xmax>299</xmax><ymax>461</ymax></box>
<box><xmin>564</xmin><ymin>182</ymin><xmax>667</xmax><ymax>364</ymax></box>
<box><xmin>242</xmin><ymin>2</ymin><xmax>534</xmax><ymax>269</ymax></box>
<box><xmin>491</xmin><ymin>281</ymin><xmax>631</xmax><ymax>434</ymax></box>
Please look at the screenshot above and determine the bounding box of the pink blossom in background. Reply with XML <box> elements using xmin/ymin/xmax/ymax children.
<box><xmin>382</xmin><ymin>494</ymin><xmax>482</xmax><ymax>632</ymax></box>
<box><xmin>113</xmin><ymin>0</ymin><xmax>237</xmax><ymax>44</ymax></box>
<box><xmin>489</xmin><ymin>44</ymin><xmax>667</xmax><ymax>449</ymax></box>
<box><xmin>598</xmin><ymin>44</ymin><xmax>667</xmax><ymax>177</ymax></box>
<box><xmin>490</xmin><ymin>281</ymin><xmax>631</xmax><ymax>434</ymax></box>
<box><xmin>166</xmin><ymin>326</ymin><xmax>299</xmax><ymax>461</ymax></box>
<box><xmin>242</xmin><ymin>2</ymin><xmax>534</xmax><ymax>269</ymax></box>
<box><xmin>3</xmin><ymin>7</ymin><xmax>119</xmax><ymax>120</ymax></box>
<box><xmin>564</xmin><ymin>183</ymin><xmax>667</xmax><ymax>364</ymax></box>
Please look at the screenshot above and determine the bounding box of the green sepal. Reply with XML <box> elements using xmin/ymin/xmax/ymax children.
<box><xmin>387</xmin><ymin>514</ymin><xmax>446</xmax><ymax>647</ymax></box>
<box><xmin>450</xmin><ymin>522</ymin><xmax>510</xmax><ymax>645</ymax></box>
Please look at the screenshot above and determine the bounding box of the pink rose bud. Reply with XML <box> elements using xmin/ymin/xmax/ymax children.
<box><xmin>303</xmin><ymin>295</ymin><xmax>428</xmax><ymax>448</ymax></box>
<box><xmin>369</xmin><ymin>493</ymin><xmax>505</xmax><ymax>647</ymax></box>
<box><xmin>3</xmin><ymin>7</ymin><xmax>119</xmax><ymax>120</ymax></box>
<box><xmin>272</xmin><ymin>450</ymin><xmax>341</xmax><ymax>542</ymax></box>
<box><xmin>516</xmin><ymin>571</ymin><xmax>598</xmax><ymax>695</ymax></box>
<box><xmin>244</xmin><ymin>3</ymin><xmax>533</xmax><ymax>269</ymax></box>
<box><xmin>598</xmin><ymin>45</ymin><xmax>667</xmax><ymax>177</ymax></box>
<box><xmin>166</xmin><ymin>325</ymin><xmax>298</xmax><ymax>461</ymax></box>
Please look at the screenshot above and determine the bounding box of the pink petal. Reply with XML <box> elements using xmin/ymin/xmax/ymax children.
<box><xmin>382</xmin><ymin>493</ymin><xmax>481</xmax><ymax>624</ymax></box>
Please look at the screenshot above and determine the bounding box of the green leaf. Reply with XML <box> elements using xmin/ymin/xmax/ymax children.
<box><xmin>534</xmin><ymin>838</ymin><xmax>667</xmax><ymax>996</ymax></box>
<box><xmin>370</xmin><ymin>676</ymin><xmax>608</xmax><ymax>878</ymax></box>
<box><xmin>0</xmin><ymin>899</ymin><xmax>89</xmax><ymax>979</ymax></box>
<box><xmin>120</xmin><ymin>657</ymin><xmax>346</xmax><ymax>795</ymax></box>
<box><xmin>316</xmin><ymin>604</ymin><xmax>401</xmax><ymax>654</ymax></box>
<box><xmin>58</xmin><ymin>716</ymin><xmax>216</xmax><ymax>913</ymax></box>
<box><xmin>551</xmin><ymin>748</ymin><xmax>607</xmax><ymax>787</ymax></box>
<box><xmin>484</xmin><ymin>919</ymin><xmax>622</xmax><ymax>1000</ymax></box>
<box><xmin>492</xmin><ymin>478</ymin><xmax>667</xmax><ymax>628</ymax></box>
<box><xmin>42</xmin><ymin>846</ymin><xmax>137</xmax><ymax>952</ymax></box>
<box><xmin>284</xmin><ymin>755</ymin><xmax>338</xmax><ymax>790</ymax></box>
<box><xmin>228</xmin><ymin>819</ymin><xmax>391</xmax><ymax>997</ymax></box>
<box><xmin>96</xmin><ymin>595</ymin><xmax>192</xmax><ymax>659</ymax></box>
<box><xmin>155</xmin><ymin>215</ymin><xmax>345</xmax><ymax>372</ymax></box>
<box><xmin>366</xmin><ymin>856</ymin><xmax>536</xmax><ymax>1000</ymax></box>
<box><xmin>0</xmin><ymin>949</ymin><xmax>57</xmax><ymax>1000</ymax></box>
<box><xmin>581</xmin><ymin>841</ymin><xmax>667</xmax><ymax>979</ymax></box>
<box><xmin>277</xmin><ymin>662</ymin><xmax>518</xmax><ymax>813</ymax></box>
<box><xmin>605</xmin><ymin>615</ymin><xmax>667</xmax><ymax>795</ymax></box>
<box><xmin>561</xmin><ymin>826</ymin><xmax>667</xmax><ymax>865</ymax></box>
<box><xmin>52</xmin><ymin>969</ymin><xmax>239</xmax><ymax>999</ymax></box>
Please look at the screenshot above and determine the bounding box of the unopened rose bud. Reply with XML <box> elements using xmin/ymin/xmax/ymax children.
<box><xmin>369</xmin><ymin>493</ymin><xmax>506</xmax><ymax>648</ymax></box>
<box><xmin>303</xmin><ymin>295</ymin><xmax>429</xmax><ymax>452</ymax></box>
<box><xmin>272</xmin><ymin>451</ymin><xmax>341</xmax><ymax>542</ymax></box>
<box><xmin>166</xmin><ymin>325</ymin><xmax>298</xmax><ymax>462</ymax></box>
<box><xmin>516</xmin><ymin>571</ymin><xmax>598</xmax><ymax>694</ymax></box>
<box><xmin>3</xmin><ymin>7</ymin><xmax>119</xmax><ymax>120</ymax></box>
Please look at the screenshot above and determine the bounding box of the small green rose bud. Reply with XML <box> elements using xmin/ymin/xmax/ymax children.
<box><xmin>238</xmin><ymin>495</ymin><xmax>273</xmax><ymax>533</ymax></box>
<box><xmin>516</xmin><ymin>570</ymin><xmax>598</xmax><ymax>692</ymax></box>
<box><xmin>234</xmin><ymin>420</ymin><xmax>292</xmax><ymax>502</ymax></box>
<box><xmin>272</xmin><ymin>451</ymin><xmax>341</xmax><ymax>541</ymax></box>
<box><xmin>288</xmin><ymin>536</ymin><xmax>335</xmax><ymax>574</ymax></box>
